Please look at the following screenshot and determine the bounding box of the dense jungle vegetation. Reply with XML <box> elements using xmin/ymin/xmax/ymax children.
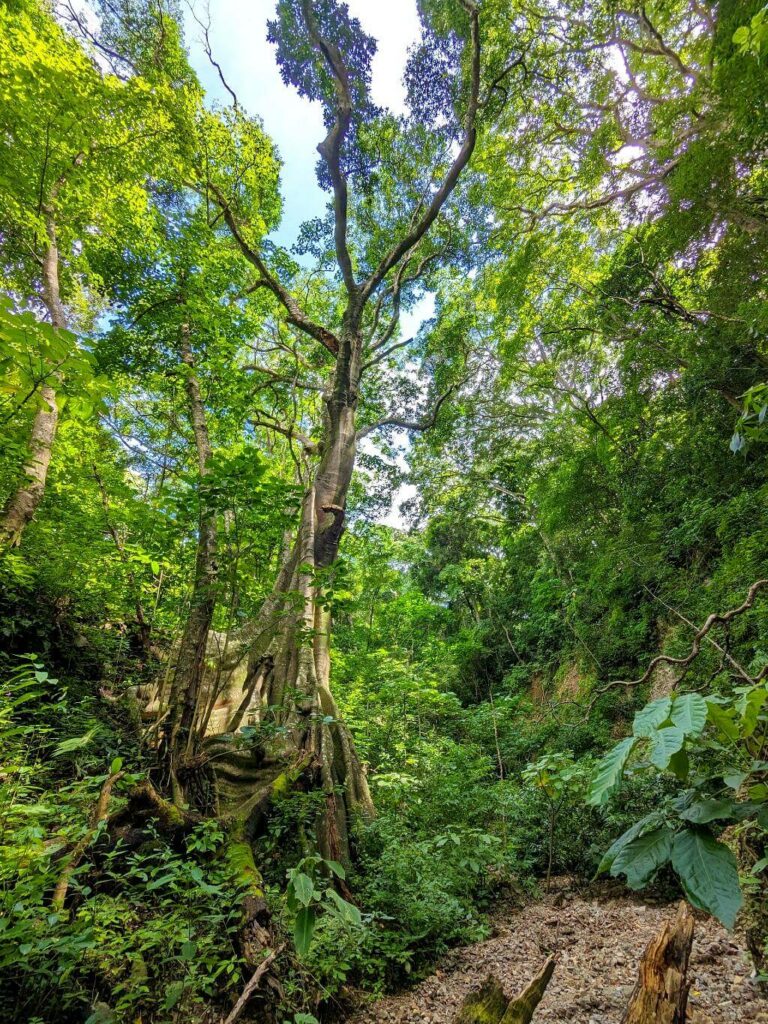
<box><xmin>0</xmin><ymin>0</ymin><xmax>767</xmax><ymax>1021</ymax></box>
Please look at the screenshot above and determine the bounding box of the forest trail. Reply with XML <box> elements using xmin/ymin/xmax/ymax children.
<box><xmin>348</xmin><ymin>881</ymin><xmax>767</xmax><ymax>1024</ymax></box>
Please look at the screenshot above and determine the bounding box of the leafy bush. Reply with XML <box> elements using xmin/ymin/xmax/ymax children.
<box><xmin>590</xmin><ymin>685</ymin><xmax>768</xmax><ymax>930</ymax></box>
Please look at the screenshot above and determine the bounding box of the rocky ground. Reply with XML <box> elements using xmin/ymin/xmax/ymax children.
<box><xmin>347</xmin><ymin>880</ymin><xmax>767</xmax><ymax>1023</ymax></box>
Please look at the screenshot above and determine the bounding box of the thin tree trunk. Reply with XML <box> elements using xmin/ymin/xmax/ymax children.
<box><xmin>164</xmin><ymin>325</ymin><xmax>218</xmax><ymax>797</ymax></box>
<box><xmin>0</xmin><ymin>215</ymin><xmax>64</xmax><ymax>548</ymax></box>
<box><xmin>93</xmin><ymin>465</ymin><xmax>152</xmax><ymax>657</ymax></box>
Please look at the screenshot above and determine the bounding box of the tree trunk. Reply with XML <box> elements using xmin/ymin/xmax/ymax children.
<box><xmin>621</xmin><ymin>902</ymin><xmax>694</xmax><ymax>1024</ymax></box>
<box><xmin>0</xmin><ymin>215</ymin><xmax>64</xmax><ymax>549</ymax></box>
<box><xmin>163</xmin><ymin>325</ymin><xmax>219</xmax><ymax>801</ymax></box>
<box><xmin>174</xmin><ymin>331</ymin><xmax>373</xmax><ymax>854</ymax></box>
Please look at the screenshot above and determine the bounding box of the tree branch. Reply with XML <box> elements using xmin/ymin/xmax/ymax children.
<box><xmin>221</xmin><ymin>945</ymin><xmax>284</xmax><ymax>1024</ymax></box>
<box><xmin>300</xmin><ymin>0</ymin><xmax>357</xmax><ymax>299</ymax></box>
<box><xmin>598</xmin><ymin>579</ymin><xmax>768</xmax><ymax>693</ymax></box>
<box><xmin>356</xmin><ymin>385</ymin><xmax>455</xmax><ymax>440</ymax></box>
<box><xmin>250</xmin><ymin>412</ymin><xmax>318</xmax><ymax>454</ymax></box>
<box><xmin>186</xmin><ymin>1</ymin><xmax>241</xmax><ymax>108</ymax></box>
<box><xmin>362</xmin><ymin>336</ymin><xmax>414</xmax><ymax>371</ymax></box>
<box><xmin>202</xmin><ymin>182</ymin><xmax>340</xmax><ymax>356</ymax></box>
<box><xmin>360</xmin><ymin>0</ymin><xmax>481</xmax><ymax>304</ymax></box>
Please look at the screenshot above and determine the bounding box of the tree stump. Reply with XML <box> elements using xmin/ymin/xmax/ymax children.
<box><xmin>622</xmin><ymin>902</ymin><xmax>695</xmax><ymax>1024</ymax></box>
<box><xmin>454</xmin><ymin>957</ymin><xmax>555</xmax><ymax>1024</ymax></box>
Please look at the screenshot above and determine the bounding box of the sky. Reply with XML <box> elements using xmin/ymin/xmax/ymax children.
<box><xmin>183</xmin><ymin>0</ymin><xmax>430</xmax><ymax>527</ymax></box>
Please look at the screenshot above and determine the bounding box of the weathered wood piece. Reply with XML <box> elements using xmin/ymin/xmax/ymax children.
<box><xmin>621</xmin><ymin>901</ymin><xmax>695</xmax><ymax>1024</ymax></box>
<box><xmin>454</xmin><ymin>956</ymin><xmax>556</xmax><ymax>1024</ymax></box>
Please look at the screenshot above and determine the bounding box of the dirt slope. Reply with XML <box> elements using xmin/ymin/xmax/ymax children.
<box><xmin>348</xmin><ymin>882</ymin><xmax>767</xmax><ymax>1023</ymax></box>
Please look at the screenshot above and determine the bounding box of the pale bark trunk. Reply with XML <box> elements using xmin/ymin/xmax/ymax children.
<box><xmin>0</xmin><ymin>216</ymin><xmax>64</xmax><ymax>549</ymax></box>
<box><xmin>163</xmin><ymin>326</ymin><xmax>218</xmax><ymax>796</ymax></box>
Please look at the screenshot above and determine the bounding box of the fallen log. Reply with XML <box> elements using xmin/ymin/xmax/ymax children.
<box><xmin>621</xmin><ymin>901</ymin><xmax>695</xmax><ymax>1024</ymax></box>
<box><xmin>454</xmin><ymin>957</ymin><xmax>555</xmax><ymax>1024</ymax></box>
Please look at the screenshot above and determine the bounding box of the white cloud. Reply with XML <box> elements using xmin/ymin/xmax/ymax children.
<box><xmin>346</xmin><ymin>0</ymin><xmax>421</xmax><ymax>113</ymax></box>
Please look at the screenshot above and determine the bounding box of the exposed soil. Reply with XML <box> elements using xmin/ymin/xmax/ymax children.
<box><xmin>347</xmin><ymin>881</ymin><xmax>768</xmax><ymax>1023</ymax></box>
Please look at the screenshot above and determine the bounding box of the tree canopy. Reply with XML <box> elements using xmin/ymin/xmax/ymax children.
<box><xmin>0</xmin><ymin>1</ymin><xmax>767</xmax><ymax>1022</ymax></box>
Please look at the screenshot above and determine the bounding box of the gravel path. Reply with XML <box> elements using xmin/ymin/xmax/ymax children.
<box><xmin>347</xmin><ymin>882</ymin><xmax>767</xmax><ymax>1023</ymax></box>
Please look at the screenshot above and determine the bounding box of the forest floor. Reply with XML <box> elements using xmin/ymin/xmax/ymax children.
<box><xmin>346</xmin><ymin>879</ymin><xmax>768</xmax><ymax>1023</ymax></box>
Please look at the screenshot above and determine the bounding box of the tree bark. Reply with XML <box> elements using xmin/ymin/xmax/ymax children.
<box><xmin>0</xmin><ymin>215</ymin><xmax>64</xmax><ymax>549</ymax></box>
<box><xmin>621</xmin><ymin>902</ymin><xmax>694</xmax><ymax>1024</ymax></box>
<box><xmin>163</xmin><ymin>324</ymin><xmax>219</xmax><ymax>800</ymax></box>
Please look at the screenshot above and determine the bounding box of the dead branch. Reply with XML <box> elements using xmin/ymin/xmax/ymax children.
<box><xmin>221</xmin><ymin>944</ymin><xmax>284</xmax><ymax>1024</ymax></box>
<box><xmin>51</xmin><ymin>769</ymin><xmax>124</xmax><ymax>911</ymax></box>
<box><xmin>356</xmin><ymin>385</ymin><xmax>456</xmax><ymax>440</ymax></box>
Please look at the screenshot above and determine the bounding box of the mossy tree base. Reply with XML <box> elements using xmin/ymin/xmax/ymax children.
<box><xmin>454</xmin><ymin>958</ymin><xmax>555</xmax><ymax>1024</ymax></box>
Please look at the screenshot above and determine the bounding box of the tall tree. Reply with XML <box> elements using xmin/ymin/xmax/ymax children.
<box><xmin>0</xmin><ymin>0</ymin><xmax>181</xmax><ymax>548</ymax></box>
<box><xmin>175</xmin><ymin>0</ymin><xmax>515</xmax><ymax>851</ymax></box>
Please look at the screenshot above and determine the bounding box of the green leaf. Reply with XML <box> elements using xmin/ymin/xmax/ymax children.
<box><xmin>671</xmin><ymin>829</ymin><xmax>742</xmax><ymax>928</ymax></box>
<box><xmin>326</xmin><ymin>889</ymin><xmax>361</xmax><ymax>926</ymax></box>
<box><xmin>110</xmin><ymin>757</ymin><xmax>123</xmax><ymax>775</ymax></box>
<box><xmin>724</xmin><ymin>771</ymin><xmax>748</xmax><ymax>790</ymax></box>
<box><xmin>667</xmin><ymin>749</ymin><xmax>690</xmax><ymax>781</ymax></box>
<box><xmin>587</xmin><ymin>737</ymin><xmax>637</xmax><ymax>805</ymax></box>
<box><xmin>633</xmin><ymin>698</ymin><xmax>671</xmax><ymax>737</ymax></box>
<box><xmin>648</xmin><ymin>726</ymin><xmax>685</xmax><ymax>769</ymax></box>
<box><xmin>706</xmin><ymin>701</ymin><xmax>739</xmax><ymax>741</ymax></box>
<box><xmin>53</xmin><ymin>729</ymin><xmax>97</xmax><ymax>757</ymax></box>
<box><xmin>324</xmin><ymin>859</ymin><xmax>346</xmax><ymax>880</ymax></box>
<box><xmin>680</xmin><ymin>799</ymin><xmax>737</xmax><ymax>824</ymax></box>
<box><xmin>146</xmin><ymin>874</ymin><xmax>177</xmax><ymax>891</ymax></box>
<box><xmin>670</xmin><ymin>693</ymin><xmax>708</xmax><ymax>736</ymax></box>
<box><xmin>291</xmin><ymin>872</ymin><xmax>315</xmax><ymax>907</ymax></box>
<box><xmin>738</xmin><ymin>686</ymin><xmax>767</xmax><ymax>737</ymax></box>
<box><xmin>293</xmin><ymin>906</ymin><xmax>316</xmax><ymax>957</ymax></box>
<box><xmin>179</xmin><ymin>940</ymin><xmax>197</xmax><ymax>960</ymax></box>
<box><xmin>611</xmin><ymin>826</ymin><xmax>673</xmax><ymax>890</ymax></box>
<box><xmin>733</xmin><ymin>25</ymin><xmax>750</xmax><ymax>44</ymax></box>
<box><xmin>595</xmin><ymin>813</ymin><xmax>664</xmax><ymax>876</ymax></box>
<box><xmin>162</xmin><ymin>981</ymin><xmax>185</xmax><ymax>1011</ymax></box>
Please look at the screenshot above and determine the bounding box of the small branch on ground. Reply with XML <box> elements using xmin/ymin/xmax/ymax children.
<box><xmin>222</xmin><ymin>944</ymin><xmax>284</xmax><ymax>1024</ymax></box>
<box><xmin>51</xmin><ymin>768</ymin><xmax>124</xmax><ymax>911</ymax></box>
